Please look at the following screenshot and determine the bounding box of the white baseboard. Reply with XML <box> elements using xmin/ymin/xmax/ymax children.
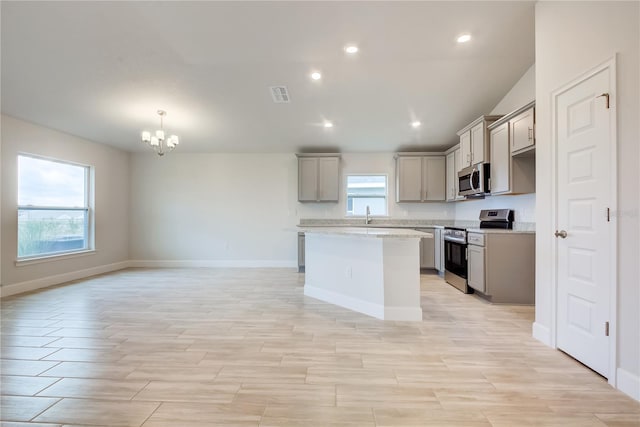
<box><xmin>304</xmin><ymin>285</ymin><xmax>422</xmax><ymax>321</ymax></box>
<box><xmin>0</xmin><ymin>261</ymin><xmax>130</xmax><ymax>298</ymax></box>
<box><xmin>617</xmin><ymin>368</ymin><xmax>640</xmax><ymax>401</ymax></box>
<box><xmin>128</xmin><ymin>259</ymin><xmax>297</xmax><ymax>268</ymax></box>
<box><xmin>0</xmin><ymin>260</ymin><xmax>297</xmax><ymax>298</ymax></box>
<box><xmin>532</xmin><ymin>322</ymin><xmax>553</xmax><ymax>347</ymax></box>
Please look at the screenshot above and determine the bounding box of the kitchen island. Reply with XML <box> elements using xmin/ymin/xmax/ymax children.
<box><xmin>302</xmin><ymin>227</ymin><xmax>431</xmax><ymax>321</ymax></box>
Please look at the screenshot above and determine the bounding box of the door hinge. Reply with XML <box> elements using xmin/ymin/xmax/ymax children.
<box><xmin>605</xmin><ymin>321</ymin><xmax>610</xmax><ymax>337</ymax></box>
<box><xmin>607</xmin><ymin>207</ymin><xmax>610</xmax><ymax>222</ymax></box>
<box><xmin>597</xmin><ymin>93</ymin><xmax>610</xmax><ymax>109</ymax></box>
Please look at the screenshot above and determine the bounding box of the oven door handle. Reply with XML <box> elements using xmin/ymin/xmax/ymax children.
<box><xmin>444</xmin><ymin>237</ymin><xmax>467</xmax><ymax>245</ymax></box>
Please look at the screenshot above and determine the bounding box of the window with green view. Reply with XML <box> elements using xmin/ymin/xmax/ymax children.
<box><xmin>346</xmin><ymin>175</ymin><xmax>387</xmax><ymax>216</ymax></box>
<box><xmin>17</xmin><ymin>154</ymin><xmax>92</xmax><ymax>259</ymax></box>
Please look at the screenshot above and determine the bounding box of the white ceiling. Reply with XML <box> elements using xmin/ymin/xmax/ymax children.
<box><xmin>1</xmin><ymin>1</ymin><xmax>535</xmax><ymax>153</ymax></box>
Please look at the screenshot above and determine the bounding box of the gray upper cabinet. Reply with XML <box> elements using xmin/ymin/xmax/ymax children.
<box><xmin>298</xmin><ymin>157</ymin><xmax>319</xmax><ymax>201</ymax></box>
<box><xmin>396</xmin><ymin>156</ymin><xmax>423</xmax><ymax>202</ymax></box>
<box><xmin>470</xmin><ymin>122</ymin><xmax>486</xmax><ymax>164</ymax></box>
<box><xmin>445</xmin><ymin>150</ymin><xmax>456</xmax><ymax>201</ymax></box>
<box><xmin>459</xmin><ymin>131</ymin><xmax>472</xmax><ymax>169</ymax></box>
<box><xmin>457</xmin><ymin>115</ymin><xmax>502</xmax><ymax>170</ymax></box>
<box><xmin>488</xmin><ymin>101</ymin><xmax>536</xmax><ymax>195</ymax></box>
<box><xmin>490</xmin><ymin>122</ymin><xmax>511</xmax><ymax>194</ymax></box>
<box><xmin>297</xmin><ymin>154</ymin><xmax>340</xmax><ymax>202</ymax></box>
<box><xmin>510</xmin><ymin>107</ymin><xmax>535</xmax><ymax>154</ymax></box>
<box><xmin>445</xmin><ymin>144</ymin><xmax>465</xmax><ymax>201</ymax></box>
<box><xmin>423</xmin><ymin>156</ymin><xmax>446</xmax><ymax>201</ymax></box>
<box><xmin>396</xmin><ymin>154</ymin><xmax>445</xmax><ymax>203</ymax></box>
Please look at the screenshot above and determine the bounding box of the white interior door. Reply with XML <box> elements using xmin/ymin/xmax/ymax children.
<box><xmin>555</xmin><ymin>65</ymin><xmax>614</xmax><ymax>378</ymax></box>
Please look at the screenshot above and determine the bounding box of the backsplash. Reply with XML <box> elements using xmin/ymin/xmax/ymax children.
<box><xmin>298</xmin><ymin>193</ymin><xmax>535</xmax><ymax>224</ymax></box>
<box><xmin>296</xmin><ymin>201</ymin><xmax>454</xmax><ymax>220</ymax></box>
<box><xmin>454</xmin><ymin>193</ymin><xmax>536</xmax><ymax>223</ymax></box>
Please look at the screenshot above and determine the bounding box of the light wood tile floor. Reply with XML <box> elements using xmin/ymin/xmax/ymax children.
<box><xmin>1</xmin><ymin>268</ymin><xmax>638</xmax><ymax>426</ymax></box>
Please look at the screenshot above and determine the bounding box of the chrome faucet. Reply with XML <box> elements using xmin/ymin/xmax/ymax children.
<box><xmin>365</xmin><ymin>205</ymin><xmax>371</xmax><ymax>225</ymax></box>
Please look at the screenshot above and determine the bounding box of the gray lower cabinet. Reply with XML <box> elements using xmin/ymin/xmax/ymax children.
<box><xmin>467</xmin><ymin>242</ymin><xmax>486</xmax><ymax>293</ymax></box>
<box><xmin>416</xmin><ymin>228</ymin><xmax>435</xmax><ymax>269</ymax></box>
<box><xmin>297</xmin><ymin>232</ymin><xmax>305</xmax><ymax>272</ymax></box>
<box><xmin>434</xmin><ymin>228</ymin><xmax>445</xmax><ymax>273</ymax></box>
<box><xmin>467</xmin><ymin>232</ymin><xmax>535</xmax><ymax>304</ymax></box>
<box><xmin>436</xmin><ymin>228</ymin><xmax>445</xmax><ymax>274</ymax></box>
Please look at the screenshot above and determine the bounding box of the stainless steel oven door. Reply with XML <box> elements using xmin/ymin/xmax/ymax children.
<box><xmin>444</xmin><ymin>239</ymin><xmax>467</xmax><ymax>279</ymax></box>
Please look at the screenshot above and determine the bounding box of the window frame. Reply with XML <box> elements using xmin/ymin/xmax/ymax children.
<box><xmin>345</xmin><ymin>173</ymin><xmax>389</xmax><ymax>217</ymax></box>
<box><xmin>16</xmin><ymin>153</ymin><xmax>94</xmax><ymax>263</ymax></box>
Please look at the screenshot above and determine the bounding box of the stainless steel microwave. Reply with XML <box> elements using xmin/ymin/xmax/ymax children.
<box><xmin>458</xmin><ymin>163</ymin><xmax>490</xmax><ymax>197</ymax></box>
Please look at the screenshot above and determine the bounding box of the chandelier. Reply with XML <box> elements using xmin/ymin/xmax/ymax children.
<box><xmin>141</xmin><ymin>110</ymin><xmax>179</xmax><ymax>156</ymax></box>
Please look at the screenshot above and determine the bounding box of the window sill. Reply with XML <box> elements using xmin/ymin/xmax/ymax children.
<box><xmin>15</xmin><ymin>249</ymin><xmax>97</xmax><ymax>267</ymax></box>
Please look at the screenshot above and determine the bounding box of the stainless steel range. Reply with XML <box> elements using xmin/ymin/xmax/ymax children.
<box><xmin>443</xmin><ymin>227</ymin><xmax>471</xmax><ymax>294</ymax></box>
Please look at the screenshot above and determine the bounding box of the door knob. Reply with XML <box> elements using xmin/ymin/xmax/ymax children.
<box><xmin>555</xmin><ymin>230</ymin><xmax>568</xmax><ymax>238</ymax></box>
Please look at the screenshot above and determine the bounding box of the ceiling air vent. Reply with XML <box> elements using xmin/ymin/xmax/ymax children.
<box><xmin>270</xmin><ymin>86</ymin><xmax>291</xmax><ymax>103</ymax></box>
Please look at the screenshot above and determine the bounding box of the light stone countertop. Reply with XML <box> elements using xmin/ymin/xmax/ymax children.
<box><xmin>466</xmin><ymin>228</ymin><xmax>536</xmax><ymax>235</ymax></box>
<box><xmin>298</xmin><ymin>218</ymin><xmax>536</xmax><ymax>232</ymax></box>
<box><xmin>298</xmin><ymin>218</ymin><xmax>467</xmax><ymax>228</ymax></box>
<box><xmin>301</xmin><ymin>227</ymin><xmax>433</xmax><ymax>239</ymax></box>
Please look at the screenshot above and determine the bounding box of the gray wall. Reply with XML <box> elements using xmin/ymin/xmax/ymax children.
<box><xmin>1</xmin><ymin>115</ymin><xmax>131</xmax><ymax>292</ymax></box>
<box><xmin>534</xmin><ymin>1</ymin><xmax>639</xmax><ymax>395</ymax></box>
<box><xmin>127</xmin><ymin>152</ymin><xmax>455</xmax><ymax>265</ymax></box>
<box><xmin>453</xmin><ymin>63</ymin><xmax>536</xmax><ymax>223</ymax></box>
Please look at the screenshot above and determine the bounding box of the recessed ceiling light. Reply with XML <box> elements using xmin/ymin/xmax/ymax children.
<box><xmin>411</xmin><ymin>121</ymin><xmax>421</xmax><ymax>128</ymax></box>
<box><xmin>311</xmin><ymin>72</ymin><xmax>322</xmax><ymax>80</ymax></box>
<box><xmin>324</xmin><ymin>121</ymin><xmax>334</xmax><ymax>128</ymax></box>
<box><xmin>345</xmin><ymin>45</ymin><xmax>359</xmax><ymax>54</ymax></box>
<box><xmin>457</xmin><ymin>34</ymin><xmax>472</xmax><ymax>43</ymax></box>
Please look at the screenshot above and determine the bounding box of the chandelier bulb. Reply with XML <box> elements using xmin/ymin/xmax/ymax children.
<box><xmin>141</xmin><ymin>131</ymin><xmax>151</xmax><ymax>143</ymax></box>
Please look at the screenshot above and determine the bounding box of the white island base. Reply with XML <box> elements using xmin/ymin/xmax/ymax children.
<box><xmin>303</xmin><ymin>228</ymin><xmax>428</xmax><ymax>321</ymax></box>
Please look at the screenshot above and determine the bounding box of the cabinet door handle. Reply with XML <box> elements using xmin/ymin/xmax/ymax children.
<box><xmin>528</xmin><ymin>127</ymin><xmax>533</xmax><ymax>141</ymax></box>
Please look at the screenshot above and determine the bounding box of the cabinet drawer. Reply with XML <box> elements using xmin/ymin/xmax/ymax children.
<box><xmin>467</xmin><ymin>233</ymin><xmax>485</xmax><ymax>246</ymax></box>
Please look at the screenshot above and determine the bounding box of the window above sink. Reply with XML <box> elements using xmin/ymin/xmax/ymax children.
<box><xmin>346</xmin><ymin>175</ymin><xmax>388</xmax><ymax>217</ymax></box>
